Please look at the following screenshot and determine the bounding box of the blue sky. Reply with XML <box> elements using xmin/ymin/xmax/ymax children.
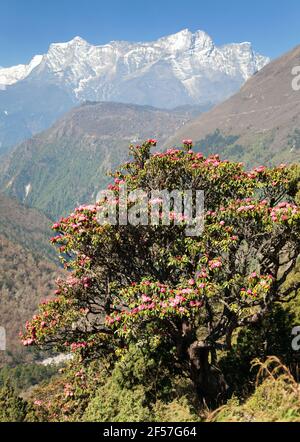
<box><xmin>0</xmin><ymin>0</ymin><xmax>299</xmax><ymax>66</ymax></box>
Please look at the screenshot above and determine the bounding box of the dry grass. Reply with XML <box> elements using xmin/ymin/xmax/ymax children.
<box><xmin>207</xmin><ymin>356</ymin><xmax>300</xmax><ymax>422</ymax></box>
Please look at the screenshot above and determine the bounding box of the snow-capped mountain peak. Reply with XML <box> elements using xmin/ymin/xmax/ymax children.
<box><xmin>0</xmin><ymin>29</ymin><xmax>269</xmax><ymax>108</ymax></box>
<box><xmin>49</xmin><ymin>35</ymin><xmax>90</xmax><ymax>50</ymax></box>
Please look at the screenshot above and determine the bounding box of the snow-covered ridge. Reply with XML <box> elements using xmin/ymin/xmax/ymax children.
<box><xmin>0</xmin><ymin>55</ymin><xmax>43</xmax><ymax>86</ymax></box>
<box><xmin>0</xmin><ymin>29</ymin><xmax>270</xmax><ymax>108</ymax></box>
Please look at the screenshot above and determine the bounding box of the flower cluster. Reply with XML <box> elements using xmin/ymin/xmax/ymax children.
<box><xmin>70</xmin><ymin>342</ymin><xmax>88</xmax><ymax>352</ymax></box>
<box><xmin>20</xmin><ymin>293</ymin><xmax>81</xmax><ymax>348</ymax></box>
<box><xmin>65</xmin><ymin>276</ymin><xmax>92</xmax><ymax>289</ymax></box>
<box><xmin>182</xmin><ymin>139</ymin><xmax>193</xmax><ymax>147</ymax></box>
<box><xmin>240</xmin><ymin>273</ymin><xmax>274</xmax><ymax>299</ymax></box>
<box><xmin>105</xmin><ymin>279</ymin><xmax>207</xmax><ymax>332</ymax></box>
<box><xmin>270</xmin><ymin>202</ymin><xmax>299</xmax><ymax>223</ymax></box>
<box><xmin>208</xmin><ymin>258</ymin><xmax>222</xmax><ymax>270</ymax></box>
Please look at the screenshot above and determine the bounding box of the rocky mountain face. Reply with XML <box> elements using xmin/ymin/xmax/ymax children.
<box><xmin>0</xmin><ymin>101</ymin><xmax>194</xmax><ymax>220</ymax></box>
<box><xmin>167</xmin><ymin>44</ymin><xmax>300</xmax><ymax>167</ymax></box>
<box><xmin>0</xmin><ymin>29</ymin><xmax>269</xmax><ymax>154</ymax></box>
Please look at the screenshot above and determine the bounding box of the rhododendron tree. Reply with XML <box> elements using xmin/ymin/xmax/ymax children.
<box><xmin>21</xmin><ymin>140</ymin><xmax>300</xmax><ymax>406</ymax></box>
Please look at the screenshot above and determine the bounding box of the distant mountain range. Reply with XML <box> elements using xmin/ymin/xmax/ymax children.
<box><xmin>1</xmin><ymin>43</ymin><xmax>300</xmax><ymax>222</ymax></box>
<box><xmin>167</xmin><ymin>44</ymin><xmax>300</xmax><ymax>167</ymax></box>
<box><xmin>0</xmin><ymin>102</ymin><xmax>194</xmax><ymax>219</ymax></box>
<box><xmin>0</xmin><ymin>29</ymin><xmax>269</xmax><ymax>154</ymax></box>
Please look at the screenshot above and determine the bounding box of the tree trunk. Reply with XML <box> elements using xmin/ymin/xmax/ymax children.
<box><xmin>187</xmin><ymin>340</ymin><xmax>228</xmax><ymax>408</ymax></box>
<box><xmin>177</xmin><ymin>320</ymin><xmax>228</xmax><ymax>407</ymax></box>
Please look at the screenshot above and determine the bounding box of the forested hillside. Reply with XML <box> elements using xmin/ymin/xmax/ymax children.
<box><xmin>0</xmin><ymin>194</ymin><xmax>63</xmax><ymax>364</ymax></box>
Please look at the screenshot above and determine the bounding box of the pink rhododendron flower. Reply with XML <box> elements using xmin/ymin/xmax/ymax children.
<box><xmin>34</xmin><ymin>400</ymin><xmax>42</xmax><ymax>406</ymax></box>
<box><xmin>208</xmin><ymin>259</ymin><xmax>222</xmax><ymax>269</ymax></box>
<box><xmin>181</xmin><ymin>288</ymin><xmax>193</xmax><ymax>294</ymax></box>
<box><xmin>182</xmin><ymin>139</ymin><xmax>193</xmax><ymax>146</ymax></box>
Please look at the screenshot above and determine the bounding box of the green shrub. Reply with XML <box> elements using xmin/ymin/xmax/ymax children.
<box><xmin>83</xmin><ymin>381</ymin><xmax>153</xmax><ymax>422</ymax></box>
<box><xmin>0</xmin><ymin>384</ymin><xmax>31</xmax><ymax>422</ymax></box>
